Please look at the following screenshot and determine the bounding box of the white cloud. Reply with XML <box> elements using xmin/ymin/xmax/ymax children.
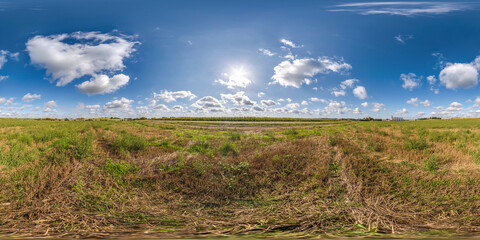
<box><xmin>280</xmin><ymin>39</ymin><xmax>302</xmax><ymax>48</ymax></box>
<box><xmin>22</xmin><ymin>93</ymin><xmax>41</xmax><ymax>102</ymax></box>
<box><xmin>427</xmin><ymin>75</ymin><xmax>437</xmax><ymax>85</ymax></box>
<box><xmin>258</xmin><ymin>48</ymin><xmax>276</xmax><ymax>56</ymax></box>
<box><xmin>353</xmin><ymin>107</ymin><xmax>362</xmax><ymax>115</ymax></box>
<box><xmin>221</xmin><ymin>91</ymin><xmax>256</xmax><ymax>106</ymax></box>
<box><xmin>192</xmin><ymin>96</ymin><xmax>225</xmax><ymax>112</ymax></box>
<box><xmin>104</xmin><ymin>97</ymin><xmax>133</xmax><ymax>110</ymax></box>
<box><xmin>371</xmin><ymin>102</ymin><xmax>385</xmax><ymax>112</ymax></box>
<box><xmin>396</xmin><ymin>108</ymin><xmax>409</xmax><ymax>115</ymax></box>
<box><xmin>420</xmin><ymin>100</ymin><xmax>431</xmax><ymax>107</ymax></box>
<box><xmin>439</xmin><ymin>63</ymin><xmax>478</xmax><ymax>89</ymax></box>
<box><xmin>353</xmin><ymin>86</ymin><xmax>368</xmax><ymax>99</ymax></box>
<box><xmin>154</xmin><ymin>104</ymin><xmax>169</xmax><ymax>112</ymax></box>
<box><xmin>154</xmin><ymin>90</ymin><xmax>197</xmax><ymax>103</ymax></box>
<box><xmin>44</xmin><ymin>100</ymin><xmax>57</xmax><ymax>108</ymax></box>
<box><xmin>257</xmin><ymin>92</ymin><xmax>265</xmax><ymax>97</ymax></box>
<box><xmin>286</xmin><ymin>103</ymin><xmax>300</xmax><ymax>109</ymax></box>
<box><xmin>301</xmin><ymin>100</ymin><xmax>308</xmax><ymax>106</ymax></box>
<box><xmin>309</xmin><ymin>97</ymin><xmax>327</xmax><ymax>103</ymax></box>
<box><xmin>340</xmin><ymin>78</ymin><xmax>358</xmax><ymax>89</ymax></box>
<box><xmin>446</xmin><ymin>101</ymin><xmax>463</xmax><ymax>111</ymax></box>
<box><xmin>26</xmin><ymin>31</ymin><xmax>138</xmax><ymax>93</ymax></box>
<box><xmin>0</xmin><ymin>50</ymin><xmax>19</xmax><ymax>70</ymax></box>
<box><xmin>171</xmin><ymin>105</ymin><xmax>184</xmax><ymax>111</ymax></box>
<box><xmin>331</xmin><ymin>2</ymin><xmax>469</xmax><ymax>16</ymax></box>
<box><xmin>361</xmin><ymin>102</ymin><xmax>369</xmax><ymax>108</ymax></box>
<box><xmin>401</xmin><ymin>73</ymin><xmax>422</xmax><ymax>91</ymax></box>
<box><xmin>271</xmin><ymin>57</ymin><xmax>351</xmax><ymax>88</ymax></box>
<box><xmin>260</xmin><ymin>99</ymin><xmax>276</xmax><ymax>107</ymax></box>
<box><xmin>0</xmin><ymin>76</ymin><xmax>7</xmax><ymax>81</ymax></box>
<box><xmin>332</xmin><ymin>89</ymin><xmax>346</xmax><ymax>97</ymax></box>
<box><xmin>394</xmin><ymin>35</ymin><xmax>413</xmax><ymax>44</ymax></box>
<box><xmin>76</xmin><ymin>74</ymin><xmax>129</xmax><ymax>95</ymax></box>
<box><xmin>406</xmin><ymin>97</ymin><xmax>419</xmax><ymax>106</ymax></box>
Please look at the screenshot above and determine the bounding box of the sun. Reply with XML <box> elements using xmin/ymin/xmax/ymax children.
<box><xmin>230</xmin><ymin>66</ymin><xmax>248</xmax><ymax>81</ymax></box>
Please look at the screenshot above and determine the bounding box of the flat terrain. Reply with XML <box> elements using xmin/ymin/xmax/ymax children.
<box><xmin>1</xmin><ymin>118</ymin><xmax>480</xmax><ymax>238</ymax></box>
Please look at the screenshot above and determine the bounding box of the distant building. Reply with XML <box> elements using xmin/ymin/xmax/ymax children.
<box><xmin>391</xmin><ymin>115</ymin><xmax>405</xmax><ymax>121</ymax></box>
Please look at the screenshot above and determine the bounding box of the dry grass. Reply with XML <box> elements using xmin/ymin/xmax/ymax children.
<box><xmin>1</xmin><ymin>118</ymin><xmax>480</xmax><ymax>238</ymax></box>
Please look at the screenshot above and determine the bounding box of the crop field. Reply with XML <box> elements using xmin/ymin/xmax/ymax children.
<box><xmin>1</xmin><ymin>118</ymin><xmax>480</xmax><ymax>238</ymax></box>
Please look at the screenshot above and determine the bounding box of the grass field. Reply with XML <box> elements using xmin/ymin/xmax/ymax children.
<box><xmin>1</xmin><ymin>118</ymin><xmax>480</xmax><ymax>238</ymax></box>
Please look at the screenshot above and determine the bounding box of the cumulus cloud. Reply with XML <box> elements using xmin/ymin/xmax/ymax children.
<box><xmin>104</xmin><ymin>97</ymin><xmax>133</xmax><ymax>110</ymax></box>
<box><xmin>260</xmin><ymin>99</ymin><xmax>276</xmax><ymax>107</ymax></box>
<box><xmin>396</xmin><ymin>108</ymin><xmax>409</xmax><ymax>115</ymax></box>
<box><xmin>286</xmin><ymin>103</ymin><xmax>300</xmax><ymax>109</ymax></box>
<box><xmin>332</xmin><ymin>89</ymin><xmax>346</xmax><ymax>97</ymax></box>
<box><xmin>154</xmin><ymin>104</ymin><xmax>169</xmax><ymax>111</ymax></box>
<box><xmin>406</xmin><ymin>97</ymin><xmax>419</xmax><ymax>106</ymax></box>
<box><xmin>257</xmin><ymin>92</ymin><xmax>265</xmax><ymax>97</ymax></box>
<box><xmin>309</xmin><ymin>97</ymin><xmax>327</xmax><ymax>103</ymax></box>
<box><xmin>258</xmin><ymin>48</ymin><xmax>276</xmax><ymax>56</ymax></box>
<box><xmin>353</xmin><ymin>86</ymin><xmax>368</xmax><ymax>99</ymax></box>
<box><xmin>340</xmin><ymin>78</ymin><xmax>358</xmax><ymax>89</ymax></box>
<box><xmin>352</xmin><ymin>107</ymin><xmax>362</xmax><ymax>115</ymax></box>
<box><xmin>420</xmin><ymin>100</ymin><xmax>431</xmax><ymax>107</ymax></box>
<box><xmin>153</xmin><ymin>90</ymin><xmax>197</xmax><ymax>103</ymax></box>
<box><xmin>370</xmin><ymin>102</ymin><xmax>385</xmax><ymax>112</ymax></box>
<box><xmin>192</xmin><ymin>96</ymin><xmax>225</xmax><ymax>113</ymax></box>
<box><xmin>439</xmin><ymin>63</ymin><xmax>478</xmax><ymax>89</ymax></box>
<box><xmin>26</xmin><ymin>31</ymin><xmax>138</xmax><ymax>93</ymax></box>
<box><xmin>22</xmin><ymin>93</ymin><xmax>41</xmax><ymax>102</ymax></box>
<box><xmin>221</xmin><ymin>91</ymin><xmax>256</xmax><ymax>106</ymax></box>
<box><xmin>271</xmin><ymin>57</ymin><xmax>351</xmax><ymax>88</ymax></box>
<box><xmin>361</xmin><ymin>102</ymin><xmax>369</xmax><ymax>108</ymax></box>
<box><xmin>401</xmin><ymin>73</ymin><xmax>422</xmax><ymax>91</ymax></box>
<box><xmin>446</xmin><ymin>101</ymin><xmax>463</xmax><ymax>111</ymax></box>
<box><xmin>280</xmin><ymin>39</ymin><xmax>302</xmax><ymax>48</ymax></box>
<box><xmin>44</xmin><ymin>100</ymin><xmax>57</xmax><ymax>108</ymax></box>
<box><xmin>76</xmin><ymin>74</ymin><xmax>129</xmax><ymax>95</ymax></box>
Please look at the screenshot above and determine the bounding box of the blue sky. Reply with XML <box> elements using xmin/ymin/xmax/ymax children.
<box><xmin>1</xmin><ymin>0</ymin><xmax>480</xmax><ymax>118</ymax></box>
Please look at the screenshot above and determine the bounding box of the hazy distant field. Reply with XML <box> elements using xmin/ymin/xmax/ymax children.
<box><xmin>1</xmin><ymin>118</ymin><xmax>480</xmax><ymax>238</ymax></box>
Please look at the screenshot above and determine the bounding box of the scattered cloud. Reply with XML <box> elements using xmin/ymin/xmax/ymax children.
<box><xmin>153</xmin><ymin>90</ymin><xmax>196</xmax><ymax>103</ymax></box>
<box><xmin>76</xmin><ymin>74</ymin><xmax>129</xmax><ymax>95</ymax></box>
<box><xmin>330</xmin><ymin>2</ymin><xmax>470</xmax><ymax>16</ymax></box>
<box><xmin>353</xmin><ymin>86</ymin><xmax>368</xmax><ymax>99</ymax></box>
<box><xmin>394</xmin><ymin>35</ymin><xmax>413</xmax><ymax>44</ymax></box>
<box><xmin>26</xmin><ymin>31</ymin><xmax>138</xmax><ymax>93</ymax></box>
<box><xmin>44</xmin><ymin>100</ymin><xmax>57</xmax><ymax>108</ymax></box>
<box><xmin>260</xmin><ymin>99</ymin><xmax>276</xmax><ymax>107</ymax></box>
<box><xmin>0</xmin><ymin>50</ymin><xmax>19</xmax><ymax>70</ymax></box>
<box><xmin>332</xmin><ymin>89</ymin><xmax>346</xmax><ymax>97</ymax></box>
<box><xmin>22</xmin><ymin>93</ymin><xmax>41</xmax><ymax>102</ymax></box>
<box><xmin>221</xmin><ymin>91</ymin><xmax>256</xmax><ymax>106</ymax></box>
<box><xmin>104</xmin><ymin>97</ymin><xmax>133</xmax><ymax>110</ymax></box>
<box><xmin>258</xmin><ymin>48</ymin><xmax>276</xmax><ymax>56</ymax></box>
<box><xmin>401</xmin><ymin>73</ymin><xmax>422</xmax><ymax>91</ymax></box>
<box><xmin>340</xmin><ymin>78</ymin><xmax>358</xmax><ymax>89</ymax></box>
<box><xmin>396</xmin><ymin>108</ymin><xmax>409</xmax><ymax>115</ymax></box>
<box><xmin>280</xmin><ymin>39</ymin><xmax>303</xmax><ymax>48</ymax></box>
<box><xmin>270</xmin><ymin>57</ymin><xmax>351</xmax><ymax>88</ymax></box>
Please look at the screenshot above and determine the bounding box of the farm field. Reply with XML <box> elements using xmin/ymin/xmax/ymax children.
<box><xmin>1</xmin><ymin>118</ymin><xmax>480</xmax><ymax>238</ymax></box>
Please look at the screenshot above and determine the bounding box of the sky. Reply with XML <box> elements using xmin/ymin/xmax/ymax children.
<box><xmin>1</xmin><ymin>0</ymin><xmax>480</xmax><ymax>119</ymax></box>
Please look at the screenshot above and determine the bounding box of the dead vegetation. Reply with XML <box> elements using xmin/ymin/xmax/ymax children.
<box><xmin>1</xmin><ymin>118</ymin><xmax>480</xmax><ymax>238</ymax></box>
